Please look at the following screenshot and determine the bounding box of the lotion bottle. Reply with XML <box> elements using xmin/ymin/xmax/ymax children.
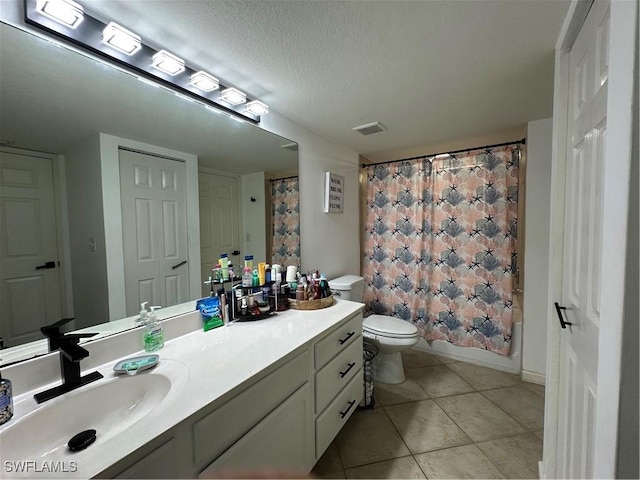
<box><xmin>0</xmin><ymin>370</ymin><xmax>13</xmax><ymax>426</ymax></box>
<box><xmin>139</xmin><ymin>301</ymin><xmax>149</xmax><ymax>324</ymax></box>
<box><xmin>144</xmin><ymin>306</ymin><xmax>164</xmax><ymax>352</ymax></box>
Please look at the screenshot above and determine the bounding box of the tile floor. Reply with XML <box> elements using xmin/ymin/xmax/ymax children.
<box><xmin>312</xmin><ymin>348</ymin><xmax>545</xmax><ymax>479</ymax></box>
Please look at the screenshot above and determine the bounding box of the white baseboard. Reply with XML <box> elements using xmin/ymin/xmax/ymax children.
<box><xmin>538</xmin><ymin>460</ymin><xmax>545</xmax><ymax>479</ymax></box>
<box><xmin>522</xmin><ymin>370</ymin><xmax>546</xmax><ymax>385</ymax></box>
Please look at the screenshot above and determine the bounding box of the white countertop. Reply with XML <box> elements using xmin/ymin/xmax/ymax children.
<box><xmin>0</xmin><ymin>299</ymin><xmax>364</xmax><ymax>479</ymax></box>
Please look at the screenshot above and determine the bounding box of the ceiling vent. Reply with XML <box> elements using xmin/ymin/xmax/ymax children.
<box><xmin>352</xmin><ymin>122</ymin><xmax>386</xmax><ymax>136</ymax></box>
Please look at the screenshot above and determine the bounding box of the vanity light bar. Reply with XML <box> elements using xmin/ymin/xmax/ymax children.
<box><xmin>244</xmin><ymin>100</ymin><xmax>269</xmax><ymax>116</ymax></box>
<box><xmin>25</xmin><ymin>0</ymin><xmax>268</xmax><ymax>122</ymax></box>
<box><xmin>152</xmin><ymin>50</ymin><xmax>186</xmax><ymax>76</ymax></box>
<box><xmin>220</xmin><ymin>87</ymin><xmax>247</xmax><ymax>105</ymax></box>
<box><xmin>190</xmin><ymin>71</ymin><xmax>219</xmax><ymax>92</ymax></box>
<box><xmin>35</xmin><ymin>0</ymin><xmax>84</xmax><ymax>29</ymax></box>
<box><xmin>102</xmin><ymin>22</ymin><xmax>141</xmax><ymax>56</ymax></box>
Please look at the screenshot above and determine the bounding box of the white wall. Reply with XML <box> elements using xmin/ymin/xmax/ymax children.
<box><xmin>522</xmin><ymin>117</ymin><xmax>553</xmax><ymax>382</ymax></box>
<box><xmin>240</xmin><ymin>171</ymin><xmax>268</xmax><ymax>262</ymax></box>
<box><xmin>64</xmin><ymin>136</ymin><xmax>109</xmax><ymax>328</ymax></box>
<box><xmin>261</xmin><ymin>112</ymin><xmax>360</xmax><ymax>279</ymax></box>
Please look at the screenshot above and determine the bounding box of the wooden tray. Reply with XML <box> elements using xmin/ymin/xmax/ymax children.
<box><xmin>288</xmin><ymin>294</ymin><xmax>334</xmax><ymax>310</ymax></box>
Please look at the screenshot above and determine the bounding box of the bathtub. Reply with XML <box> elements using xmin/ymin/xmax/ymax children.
<box><xmin>413</xmin><ymin>303</ymin><xmax>523</xmax><ymax>375</ymax></box>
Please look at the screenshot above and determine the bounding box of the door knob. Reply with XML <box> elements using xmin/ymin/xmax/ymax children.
<box><xmin>35</xmin><ymin>261</ymin><xmax>56</xmax><ymax>270</ymax></box>
<box><xmin>231</xmin><ymin>250</ymin><xmax>240</xmax><ymax>256</ymax></box>
<box><xmin>554</xmin><ymin>302</ymin><xmax>573</xmax><ymax>329</ymax></box>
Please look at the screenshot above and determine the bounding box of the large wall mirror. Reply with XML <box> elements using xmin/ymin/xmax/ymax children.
<box><xmin>0</xmin><ymin>23</ymin><xmax>299</xmax><ymax>364</ymax></box>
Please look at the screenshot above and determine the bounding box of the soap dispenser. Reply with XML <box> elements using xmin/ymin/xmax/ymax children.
<box><xmin>144</xmin><ymin>306</ymin><xmax>164</xmax><ymax>352</ymax></box>
<box><xmin>0</xmin><ymin>370</ymin><xmax>13</xmax><ymax>426</ymax></box>
<box><xmin>139</xmin><ymin>302</ymin><xmax>149</xmax><ymax>324</ymax></box>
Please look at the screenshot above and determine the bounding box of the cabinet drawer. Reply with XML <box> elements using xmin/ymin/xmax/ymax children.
<box><xmin>193</xmin><ymin>349</ymin><xmax>309</xmax><ymax>467</ymax></box>
<box><xmin>315</xmin><ymin>313</ymin><xmax>362</xmax><ymax>369</ymax></box>
<box><xmin>315</xmin><ymin>336</ymin><xmax>362</xmax><ymax>413</ymax></box>
<box><xmin>315</xmin><ymin>369</ymin><xmax>363</xmax><ymax>458</ymax></box>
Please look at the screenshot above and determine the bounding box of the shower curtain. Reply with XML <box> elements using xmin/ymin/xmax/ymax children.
<box><xmin>271</xmin><ymin>177</ymin><xmax>301</xmax><ymax>268</ymax></box>
<box><xmin>361</xmin><ymin>145</ymin><xmax>519</xmax><ymax>355</ymax></box>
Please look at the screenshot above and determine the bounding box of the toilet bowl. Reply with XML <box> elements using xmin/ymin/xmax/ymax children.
<box><xmin>328</xmin><ymin>275</ymin><xmax>419</xmax><ymax>384</ymax></box>
<box><xmin>362</xmin><ymin>314</ymin><xmax>418</xmax><ymax>384</ymax></box>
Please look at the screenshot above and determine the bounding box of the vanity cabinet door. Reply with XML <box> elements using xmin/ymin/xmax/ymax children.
<box><xmin>199</xmin><ymin>383</ymin><xmax>314</xmax><ymax>478</ymax></box>
<box><xmin>115</xmin><ymin>439</ymin><xmax>178</xmax><ymax>479</ymax></box>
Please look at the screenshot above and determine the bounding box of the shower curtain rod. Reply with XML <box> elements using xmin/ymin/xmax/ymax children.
<box><xmin>270</xmin><ymin>175</ymin><xmax>299</xmax><ymax>181</ymax></box>
<box><xmin>361</xmin><ymin>137</ymin><xmax>526</xmax><ymax>168</ymax></box>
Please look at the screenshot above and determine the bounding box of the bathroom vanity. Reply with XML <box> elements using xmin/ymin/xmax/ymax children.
<box><xmin>0</xmin><ymin>300</ymin><xmax>364</xmax><ymax>478</ymax></box>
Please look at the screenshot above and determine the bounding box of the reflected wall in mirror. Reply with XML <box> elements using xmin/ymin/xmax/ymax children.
<box><xmin>0</xmin><ymin>23</ymin><xmax>299</xmax><ymax>362</ymax></box>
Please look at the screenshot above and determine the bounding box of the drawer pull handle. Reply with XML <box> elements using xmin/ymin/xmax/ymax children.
<box><xmin>339</xmin><ymin>362</ymin><xmax>356</xmax><ymax>378</ymax></box>
<box><xmin>338</xmin><ymin>331</ymin><xmax>355</xmax><ymax>345</ymax></box>
<box><xmin>340</xmin><ymin>400</ymin><xmax>356</xmax><ymax>419</ymax></box>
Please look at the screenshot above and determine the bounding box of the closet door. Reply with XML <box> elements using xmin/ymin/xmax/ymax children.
<box><xmin>119</xmin><ymin>149</ymin><xmax>188</xmax><ymax>315</ymax></box>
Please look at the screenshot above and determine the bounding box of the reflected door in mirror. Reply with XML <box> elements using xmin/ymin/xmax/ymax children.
<box><xmin>0</xmin><ymin>151</ymin><xmax>63</xmax><ymax>347</ymax></box>
<box><xmin>199</xmin><ymin>173</ymin><xmax>241</xmax><ymax>297</ymax></box>
<box><xmin>119</xmin><ymin>149</ymin><xmax>189</xmax><ymax>316</ymax></box>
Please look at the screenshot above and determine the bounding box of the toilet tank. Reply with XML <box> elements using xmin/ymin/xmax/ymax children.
<box><xmin>328</xmin><ymin>275</ymin><xmax>365</xmax><ymax>302</ymax></box>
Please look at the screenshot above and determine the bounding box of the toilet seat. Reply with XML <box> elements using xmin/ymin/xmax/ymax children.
<box><xmin>363</xmin><ymin>315</ymin><xmax>418</xmax><ymax>339</ymax></box>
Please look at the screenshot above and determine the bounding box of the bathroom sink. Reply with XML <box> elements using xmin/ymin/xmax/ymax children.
<box><xmin>0</xmin><ymin>359</ymin><xmax>188</xmax><ymax>462</ymax></box>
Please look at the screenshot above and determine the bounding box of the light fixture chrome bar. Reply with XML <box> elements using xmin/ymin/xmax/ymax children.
<box><xmin>23</xmin><ymin>0</ymin><xmax>265</xmax><ymax>123</ymax></box>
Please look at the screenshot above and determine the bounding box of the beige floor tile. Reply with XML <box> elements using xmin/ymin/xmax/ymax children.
<box><xmin>401</xmin><ymin>348</ymin><xmax>443</xmax><ymax>367</ymax></box>
<box><xmin>313</xmin><ymin>442</ymin><xmax>343</xmax><ymax>474</ymax></box>
<box><xmin>385</xmin><ymin>399</ymin><xmax>471</xmax><ymax>454</ymax></box>
<box><xmin>433</xmin><ymin>354</ymin><xmax>459</xmax><ymax>364</ymax></box>
<box><xmin>345</xmin><ymin>456</ymin><xmax>426</xmax><ymax>479</ymax></box>
<box><xmin>522</xmin><ymin>381</ymin><xmax>546</xmax><ymax>398</ymax></box>
<box><xmin>435</xmin><ymin>393</ymin><xmax>526</xmax><ymax>442</ymax></box>
<box><xmin>335</xmin><ymin>408</ymin><xmax>410</xmax><ymax>468</ymax></box>
<box><xmin>374</xmin><ymin>378</ymin><xmax>430</xmax><ymax>406</ymax></box>
<box><xmin>477</xmin><ymin>433</ymin><xmax>543</xmax><ymax>479</ymax></box>
<box><xmin>414</xmin><ymin>444</ymin><xmax>505</xmax><ymax>479</ymax></box>
<box><xmin>407</xmin><ymin>365</ymin><xmax>475</xmax><ymax>398</ymax></box>
<box><xmin>447</xmin><ymin>362</ymin><xmax>521</xmax><ymax>391</ymax></box>
<box><xmin>482</xmin><ymin>386</ymin><xmax>545</xmax><ymax>430</ymax></box>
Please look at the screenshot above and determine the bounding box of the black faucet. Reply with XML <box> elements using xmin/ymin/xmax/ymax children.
<box><xmin>34</xmin><ymin>331</ymin><xmax>104</xmax><ymax>404</ymax></box>
<box><xmin>41</xmin><ymin>317</ymin><xmax>76</xmax><ymax>352</ymax></box>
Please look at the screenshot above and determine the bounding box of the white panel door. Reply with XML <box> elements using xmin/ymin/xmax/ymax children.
<box><xmin>120</xmin><ymin>149</ymin><xmax>188</xmax><ymax>315</ymax></box>
<box><xmin>199</xmin><ymin>172</ymin><xmax>240</xmax><ymax>297</ymax></box>
<box><xmin>557</xmin><ymin>1</ymin><xmax>610</xmax><ymax>477</ymax></box>
<box><xmin>0</xmin><ymin>151</ymin><xmax>62</xmax><ymax>347</ymax></box>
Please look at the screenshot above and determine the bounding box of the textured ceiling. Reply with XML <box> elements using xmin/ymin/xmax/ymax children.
<box><xmin>34</xmin><ymin>1</ymin><xmax>571</xmax><ymax>161</ymax></box>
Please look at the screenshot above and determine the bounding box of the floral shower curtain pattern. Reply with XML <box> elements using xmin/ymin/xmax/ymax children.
<box><xmin>271</xmin><ymin>177</ymin><xmax>300</xmax><ymax>267</ymax></box>
<box><xmin>362</xmin><ymin>145</ymin><xmax>519</xmax><ymax>355</ymax></box>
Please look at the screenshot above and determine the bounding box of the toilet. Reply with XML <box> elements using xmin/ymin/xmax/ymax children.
<box><xmin>329</xmin><ymin>275</ymin><xmax>419</xmax><ymax>384</ymax></box>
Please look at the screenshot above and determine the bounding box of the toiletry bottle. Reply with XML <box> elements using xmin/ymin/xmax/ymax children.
<box><xmin>0</xmin><ymin>370</ymin><xmax>13</xmax><ymax>426</ymax></box>
<box><xmin>258</xmin><ymin>262</ymin><xmax>266</xmax><ymax>285</ymax></box>
<box><xmin>241</xmin><ymin>297</ymin><xmax>248</xmax><ymax>316</ymax></box>
<box><xmin>144</xmin><ymin>306</ymin><xmax>164</xmax><ymax>352</ymax></box>
<box><xmin>220</xmin><ymin>254</ymin><xmax>229</xmax><ymax>281</ymax></box>
<box><xmin>265</xmin><ymin>264</ymin><xmax>271</xmax><ymax>283</ymax></box>
<box><xmin>296</xmin><ymin>284</ymin><xmax>305</xmax><ymax>301</ymax></box>
<box><xmin>228</xmin><ymin>261</ymin><xmax>235</xmax><ymax>282</ymax></box>
<box><xmin>139</xmin><ymin>301</ymin><xmax>149</xmax><ymax>324</ymax></box>
<box><xmin>242</xmin><ymin>267</ymin><xmax>252</xmax><ymax>287</ymax></box>
<box><xmin>252</xmin><ymin>269</ymin><xmax>259</xmax><ymax>287</ymax></box>
<box><xmin>244</xmin><ymin>255</ymin><xmax>253</xmax><ymax>270</ymax></box>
